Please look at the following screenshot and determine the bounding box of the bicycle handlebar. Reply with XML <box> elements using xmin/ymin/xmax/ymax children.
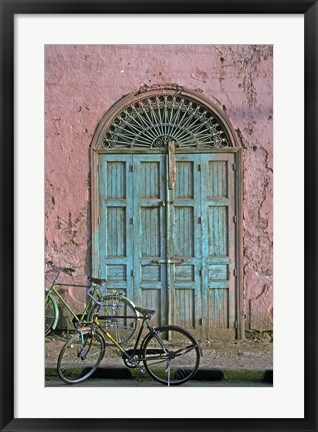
<box><xmin>47</xmin><ymin>260</ymin><xmax>75</xmax><ymax>276</ymax></box>
<box><xmin>87</xmin><ymin>287</ymin><xmax>104</xmax><ymax>306</ymax></box>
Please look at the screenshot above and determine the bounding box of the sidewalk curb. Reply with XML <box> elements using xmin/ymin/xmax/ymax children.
<box><xmin>46</xmin><ymin>366</ymin><xmax>273</xmax><ymax>383</ymax></box>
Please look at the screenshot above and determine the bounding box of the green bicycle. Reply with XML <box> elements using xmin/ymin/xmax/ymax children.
<box><xmin>45</xmin><ymin>261</ymin><xmax>138</xmax><ymax>345</ymax></box>
<box><xmin>57</xmin><ymin>287</ymin><xmax>201</xmax><ymax>386</ymax></box>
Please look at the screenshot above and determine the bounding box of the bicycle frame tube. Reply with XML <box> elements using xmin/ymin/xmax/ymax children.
<box><xmin>138</xmin><ymin>323</ymin><xmax>170</xmax><ymax>355</ymax></box>
<box><xmin>48</xmin><ymin>283</ymin><xmax>90</xmax><ymax>322</ymax></box>
<box><xmin>132</xmin><ymin>321</ymin><xmax>170</xmax><ymax>363</ymax></box>
<box><xmin>94</xmin><ymin>317</ymin><xmax>128</xmax><ymax>354</ymax></box>
<box><xmin>149</xmin><ymin>328</ymin><xmax>170</xmax><ymax>353</ymax></box>
<box><xmin>95</xmin><ymin>314</ymin><xmax>147</xmax><ymax>359</ymax></box>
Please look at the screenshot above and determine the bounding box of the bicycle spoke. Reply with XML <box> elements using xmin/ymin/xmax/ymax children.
<box><xmin>173</xmin><ymin>344</ymin><xmax>197</xmax><ymax>357</ymax></box>
<box><xmin>57</xmin><ymin>331</ymin><xmax>105</xmax><ymax>384</ymax></box>
<box><xmin>143</xmin><ymin>326</ymin><xmax>200</xmax><ymax>386</ymax></box>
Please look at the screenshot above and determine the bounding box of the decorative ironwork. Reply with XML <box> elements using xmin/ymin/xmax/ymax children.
<box><xmin>101</xmin><ymin>94</ymin><xmax>231</xmax><ymax>150</ymax></box>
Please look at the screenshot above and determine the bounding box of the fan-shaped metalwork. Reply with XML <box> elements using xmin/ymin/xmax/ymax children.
<box><xmin>101</xmin><ymin>94</ymin><xmax>231</xmax><ymax>150</ymax></box>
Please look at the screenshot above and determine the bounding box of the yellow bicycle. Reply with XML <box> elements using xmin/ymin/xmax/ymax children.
<box><xmin>57</xmin><ymin>287</ymin><xmax>201</xmax><ymax>386</ymax></box>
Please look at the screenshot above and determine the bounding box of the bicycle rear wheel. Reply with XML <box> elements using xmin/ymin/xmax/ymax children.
<box><xmin>57</xmin><ymin>329</ymin><xmax>105</xmax><ymax>384</ymax></box>
<box><xmin>88</xmin><ymin>295</ymin><xmax>138</xmax><ymax>345</ymax></box>
<box><xmin>45</xmin><ymin>293</ymin><xmax>58</xmax><ymax>336</ymax></box>
<box><xmin>143</xmin><ymin>325</ymin><xmax>201</xmax><ymax>386</ymax></box>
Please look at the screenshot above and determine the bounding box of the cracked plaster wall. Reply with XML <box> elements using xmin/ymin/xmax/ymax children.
<box><xmin>45</xmin><ymin>44</ymin><xmax>273</xmax><ymax>332</ymax></box>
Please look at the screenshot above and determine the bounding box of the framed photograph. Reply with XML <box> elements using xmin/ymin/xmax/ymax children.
<box><xmin>1</xmin><ymin>1</ymin><xmax>317</xmax><ymax>431</ymax></box>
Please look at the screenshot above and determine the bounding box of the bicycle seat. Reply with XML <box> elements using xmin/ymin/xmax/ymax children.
<box><xmin>135</xmin><ymin>307</ymin><xmax>155</xmax><ymax>319</ymax></box>
<box><xmin>88</xmin><ymin>276</ymin><xmax>107</xmax><ymax>285</ymax></box>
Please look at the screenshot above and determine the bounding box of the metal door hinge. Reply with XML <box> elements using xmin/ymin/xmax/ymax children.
<box><xmin>233</xmin><ymin>215</ymin><xmax>237</xmax><ymax>223</ymax></box>
<box><xmin>232</xmin><ymin>163</ymin><xmax>237</xmax><ymax>171</ymax></box>
<box><xmin>198</xmin><ymin>164</ymin><xmax>201</xmax><ymax>171</ymax></box>
<box><xmin>199</xmin><ymin>269</ymin><xmax>202</xmax><ymax>277</ymax></box>
<box><xmin>130</xmin><ymin>164</ymin><xmax>135</xmax><ymax>172</ymax></box>
<box><xmin>234</xmin><ymin>320</ymin><xmax>238</xmax><ymax>329</ymax></box>
<box><xmin>198</xmin><ymin>216</ymin><xmax>202</xmax><ymax>224</ymax></box>
<box><xmin>98</xmin><ymin>216</ymin><xmax>101</xmax><ymax>225</ymax></box>
<box><xmin>97</xmin><ymin>163</ymin><xmax>100</xmax><ymax>172</ymax></box>
<box><xmin>233</xmin><ymin>268</ymin><xmax>237</xmax><ymax>276</ymax></box>
<box><xmin>131</xmin><ymin>270</ymin><xmax>135</xmax><ymax>277</ymax></box>
<box><xmin>130</xmin><ymin>217</ymin><xmax>135</xmax><ymax>224</ymax></box>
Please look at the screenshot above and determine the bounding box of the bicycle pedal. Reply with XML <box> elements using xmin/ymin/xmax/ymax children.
<box><xmin>139</xmin><ymin>367</ymin><xmax>146</xmax><ymax>374</ymax></box>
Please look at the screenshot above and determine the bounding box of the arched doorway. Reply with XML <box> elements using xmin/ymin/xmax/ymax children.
<box><xmin>91</xmin><ymin>85</ymin><xmax>242</xmax><ymax>339</ymax></box>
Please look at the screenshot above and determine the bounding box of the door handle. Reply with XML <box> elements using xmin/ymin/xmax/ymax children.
<box><xmin>152</xmin><ymin>258</ymin><xmax>185</xmax><ymax>264</ymax></box>
<box><xmin>159</xmin><ymin>200</ymin><xmax>173</xmax><ymax>207</ymax></box>
<box><xmin>149</xmin><ymin>200</ymin><xmax>173</xmax><ymax>208</ymax></box>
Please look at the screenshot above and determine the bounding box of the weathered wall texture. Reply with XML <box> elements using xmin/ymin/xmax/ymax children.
<box><xmin>45</xmin><ymin>44</ymin><xmax>273</xmax><ymax>333</ymax></box>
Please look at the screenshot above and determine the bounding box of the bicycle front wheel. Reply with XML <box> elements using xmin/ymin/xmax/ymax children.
<box><xmin>88</xmin><ymin>295</ymin><xmax>138</xmax><ymax>345</ymax></box>
<box><xmin>45</xmin><ymin>293</ymin><xmax>58</xmax><ymax>336</ymax></box>
<box><xmin>57</xmin><ymin>329</ymin><xmax>105</xmax><ymax>384</ymax></box>
<box><xmin>143</xmin><ymin>325</ymin><xmax>201</xmax><ymax>386</ymax></box>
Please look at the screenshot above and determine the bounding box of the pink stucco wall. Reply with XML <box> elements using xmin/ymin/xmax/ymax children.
<box><xmin>45</xmin><ymin>44</ymin><xmax>273</xmax><ymax>333</ymax></box>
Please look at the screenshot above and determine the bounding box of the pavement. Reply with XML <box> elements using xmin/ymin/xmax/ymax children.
<box><xmin>45</xmin><ymin>364</ymin><xmax>273</xmax><ymax>384</ymax></box>
<box><xmin>45</xmin><ymin>333</ymin><xmax>273</xmax><ymax>385</ymax></box>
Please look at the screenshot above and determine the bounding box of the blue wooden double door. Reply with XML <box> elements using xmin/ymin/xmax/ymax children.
<box><xmin>97</xmin><ymin>152</ymin><xmax>236</xmax><ymax>337</ymax></box>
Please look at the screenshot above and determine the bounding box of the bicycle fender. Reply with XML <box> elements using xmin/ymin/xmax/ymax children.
<box><xmin>140</xmin><ymin>324</ymin><xmax>202</xmax><ymax>357</ymax></box>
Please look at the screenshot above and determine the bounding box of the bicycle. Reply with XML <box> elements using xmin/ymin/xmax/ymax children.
<box><xmin>57</xmin><ymin>287</ymin><xmax>202</xmax><ymax>386</ymax></box>
<box><xmin>45</xmin><ymin>261</ymin><xmax>138</xmax><ymax>345</ymax></box>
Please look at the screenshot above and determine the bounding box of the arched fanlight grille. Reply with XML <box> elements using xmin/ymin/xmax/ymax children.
<box><xmin>101</xmin><ymin>93</ymin><xmax>232</xmax><ymax>150</ymax></box>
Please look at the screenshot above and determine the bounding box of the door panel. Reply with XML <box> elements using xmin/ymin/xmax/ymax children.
<box><xmin>201</xmin><ymin>153</ymin><xmax>236</xmax><ymax>338</ymax></box>
<box><xmin>98</xmin><ymin>155</ymin><xmax>134</xmax><ymax>300</ymax></box>
<box><xmin>97</xmin><ymin>152</ymin><xmax>236</xmax><ymax>337</ymax></box>
<box><xmin>169</xmin><ymin>155</ymin><xmax>202</xmax><ymax>330</ymax></box>
<box><xmin>133</xmin><ymin>155</ymin><xmax>167</xmax><ymax>326</ymax></box>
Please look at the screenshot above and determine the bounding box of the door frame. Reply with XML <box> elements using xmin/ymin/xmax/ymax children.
<box><xmin>90</xmin><ymin>86</ymin><xmax>244</xmax><ymax>338</ymax></box>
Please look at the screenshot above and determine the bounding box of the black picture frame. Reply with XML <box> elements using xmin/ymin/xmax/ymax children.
<box><xmin>1</xmin><ymin>1</ymin><xmax>317</xmax><ymax>431</ymax></box>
